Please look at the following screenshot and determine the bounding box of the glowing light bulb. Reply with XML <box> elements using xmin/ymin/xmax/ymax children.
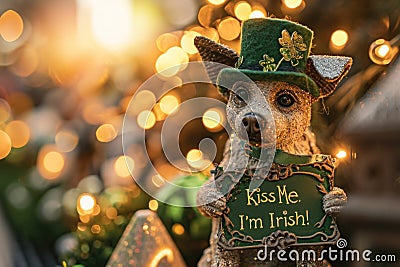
<box><xmin>369</xmin><ymin>39</ymin><xmax>397</xmax><ymax>65</ymax></box>
<box><xmin>78</xmin><ymin>193</ymin><xmax>96</xmax><ymax>213</ymax></box>
<box><xmin>336</xmin><ymin>150</ymin><xmax>347</xmax><ymax>159</ymax></box>
<box><xmin>137</xmin><ymin>110</ymin><xmax>156</xmax><ymax>129</ymax></box>
<box><xmin>330</xmin><ymin>30</ymin><xmax>349</xmax><ymax>48</ymax></box>
<box><xmin>283</xmin><ymin>0</ymin><xmax>303</xmax><ymax>9</ymax></box>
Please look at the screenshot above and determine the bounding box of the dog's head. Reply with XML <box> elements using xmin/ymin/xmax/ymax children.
<box><xmin>226</xmin><ymin>80</ymin><xmax>312</xmax><ymax>149</ymax></box>
<box><xmin>194</xmin><ymin>20</ymin><xmax>352</xmax><ymax>151</ymax></box>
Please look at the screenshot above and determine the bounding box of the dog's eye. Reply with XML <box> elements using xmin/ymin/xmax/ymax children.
<box><xmin>277</xmin><ymin>93</ymin><xmax>295</xmax><ymax>107</ymax></box>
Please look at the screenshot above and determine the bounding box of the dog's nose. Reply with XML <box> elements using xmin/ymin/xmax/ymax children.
<box><xmin>242</xmin><ymin>113</ymin><xmax>261</xmax><ymax>135</ymax></box>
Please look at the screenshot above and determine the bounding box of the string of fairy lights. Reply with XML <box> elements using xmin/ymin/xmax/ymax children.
<box><xmin>0</xmin><ymin>1</ymin><xmax>399</xmax><ymax>264</ymax></box>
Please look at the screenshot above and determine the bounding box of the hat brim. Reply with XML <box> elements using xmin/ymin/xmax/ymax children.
<box><xmin>217</xmin><ymin>68</ymin><xmax>320</xmax><ymax>98</ymax></box>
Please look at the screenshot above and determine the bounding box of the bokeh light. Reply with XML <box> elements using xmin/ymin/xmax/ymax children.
<box><xmin>11</xmin><ymin>46</ymin><xmax>39</xmax><ymax>77</ymax></box>
<box><xmin>137</xmin><ymin>110</ymin><xmax>156</xmax><ymax>129</ymax></box>
<box><xmin>37</xmin><ymin>145</ymin><xmax>65</xmax><ymax>180</ymax></box>
<box><xmin>249</xmin><ymin>10</ymin><xmax>266</xmax><ymax>19</ymax></box>
<box><xmin>172</xmin><ymin>223</ymin><xmax>185</xmax><ymax>235</ymax></box>
<box><xmin>5</xmin><ymin>120</ymin><xmax>30</xmax><ymax>148</ymax></box>
<box><xmin>202</xmin><ymin>108</ymin><xmax>224</xmax><ymax>132</ymax></box>
<box><xmin>217</xmin><ymin>17</ymin><xmax>241</xmax><ymax>41</ymax></box>
<box><xmin>148</xmin><ymin>199</ymin><xmax>158</xmax><ymax>211</ymax></box>
<box><xmin>186</xmin><ymin>149</ymin><xmax>212</xmax><ymax>170</ymax></box>
<box><xmin>330</xmin><ymin>29</ymin><xmax>349</xmax><ymax>48</ymax></box>
<box><xmin>55</xmin><ymin>130</ymin><xmax>79</xmax><ymax>152</ymax></box>
<box><xmin>96</xmin><ymin>124</ymin><xmax>117</xmax><ymax>143</ymax></box>
<box><xmin>369</xmin><ymin>39</ymin><xmax>398</xmax><ymax>65</ymax></box>
<box><xmin>0</xmin><ymin>130</ymin><xmax>12</xmax><ymax>160</ymax></box>
<box><xmin>336</xmin><ymin>150</ymin><xmax>347</xmax><ymax>159</ymax></box>
<box><xmin>159</xmin><ymin>95</ymin><xmax>180</xmax><ymax>115</ymax></box>
<box><xmin>128</xmin><ymin>90</ymin><xmax>156</xmax><ymax>115</ymax></box>
<box><xmin>207</xmin><ymin>0</ymin><xmax>227</xmax><ymax>5</ymax></box>
<box><xmin>282</xmin><ymin>0</ymin><xmax>303</xmax><ymax>9</ymax></box>
<box><xmin>0</xmin><ymin>9</ymin><xmax>24</xmax><ymax>42</ymax></box>
<box><xmin>156</xmin><ymin>33</ymin><xmax>179</xmax><ymax>52</ymax></box>
<box><xmin>0</xmin><ymin>99</ymin><xmax>11</xmax><ymax>123</ymax></box>
<box><xmin>77</xmin><ymin>193</ymin><xmax>96</xmax><ymax>215</ymax></box>
<box><xmin>114</xmin><ymin>155</ymin><xmax>135</xmax><ymax>178</ymax></box>
<box><xmin>155</xmin><ymin>46</ymin><xmax>189</xmax><ymax>77</ymax></box>
<box><xmin>234</xmin><ymin>1</ymin><xmax>252</xmax><ymax>21</ymax></box>
<box><xmin>181</xmin><ymin>31</ymin><xmax>201</xmax><ymax>54</ymax></box>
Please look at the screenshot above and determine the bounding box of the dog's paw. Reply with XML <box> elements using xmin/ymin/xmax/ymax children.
<box><xmin>322</xmin><ymin>187</ymin><xmax>347</xmax><ymax>216</ymax></box>
<box><xmin>198</xmin><ymin>191</ymin><xmax>227</xmax><ymax>218</ymax></box>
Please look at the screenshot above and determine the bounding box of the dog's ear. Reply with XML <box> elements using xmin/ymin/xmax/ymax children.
<box><xmin>306</xmin><ymin>55</ymin><xmax>352</xmax><ymax>100</ymax></box>
<box><xmin>194</xmin><ymin>36</ymin><xmax>239</xmax><ymax>84</ymax></box>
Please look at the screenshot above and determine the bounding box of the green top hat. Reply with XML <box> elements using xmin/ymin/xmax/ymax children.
<box><xmin>194</xmin><ymin>18</ymin><xmax>353</xmax><ymax>99</ymax></box>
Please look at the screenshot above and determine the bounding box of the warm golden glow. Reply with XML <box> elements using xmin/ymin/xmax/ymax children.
<box><xmin>375</xmin><ymin>44</ymin><xmax>390</xmax><ymax>58</ymax></box>
<box><xmin>160</xmin><ymin>95</ymin><xmax>180</xmax><ymax>115</ymax></box>
<box><xmin>156</xmin><ymin>33</ymin><xmax>180</xmax><ymax>52</ymax></box>
<box><xmin>149</xmin><ymin>248</ymin><xmax>174</xmax><ymax>267</ymax></box>
<box><xmin>128</xmin><ymin>90</ymin><xmax>156</xmax><ymax>115</ymax></box>
<box><xmin>336</xmin><ymin>150</ymin><xmax>347</xmax><ymax>159</ymax></box>
<box><xmin>114</xmin><ymin>155</ymin><xmax>135</xmax><ymax>178</ymax></box>
<box><xmin>90</xmin><ymin>0</ymin><xmax>134</xmax><ymax>51</ymax></box>
<box><xmin>330</xmin><ymin>30</ymin><xmax>349</xmax><ymax>48</ymax></box>
<box><xmin>369</xmin><ymin>39</ymin><xmax>397</xmax><ymax>65</ymax></box>
<box><xmin>218</xmin><ymin>17</ymin><xmax>241</xmax><ymax>41</ymax></box>
<box><xmin>0</xmin><ymin>130</ymin><xmax>12</xmax><ymax>160</ymax></box>
<box><xmin>283</xmin><ymin>0</ymin><xmax>303</xmax><ymax>9</ymax></box>
<box><xmin>5</xmin><ymin>120</ymin><xmax>30</xmax><ymax>148</ymax></box>
<box><xmin>0</xmin><ymin>10</ymin><xmax>24</xmax><ymax>42</ymax></box>
<box><xmin>186</xmin><ymin>149</ymin><xmax>203</xmax><ymax>162</ymax></box>
<box><xmin>0</xmin><ymin>99</ymin><xmax>11</xmax><ymax>123</ymax></box>
<box><xmin>43</xmin><ymin>151</ymin><xmax>65</xmax><ymax>173</ymax></box>
<box><xmin>172</xmin><ymin>223</ymin><xmax>185</xmax><ymax>235</ymax></box>
<box><xmin>55</xmin><ymin>130</ymin><xmax>79</xmax><ymax>152</ymax></box>
<box><xmin>96</xmin><ymin>124</ymin><xmax>117</xmax><ymax>142</ymax></box>
<box><xmin>155</xmin><ymin>46</ymin><xmax>189</xmax><ymax>77</ymax></box>
<box><xmin>137</xmin><ymin>110</ymin><xmax>156</xmax><ymax>129</ymax></box>
<box><xmin>78</xmin><ymin>193</ymin><xmax>96</xmax><ymax>213</ymax></box>
<box><xmin>207</xmin><ymin>0</ymin><xmax>227</xmax><ymax>5</ymax></box>
<box><xmin>202</xmin><ymin>108</ymin><xmax>223</xmax><ymax>131</ymax></box>
<box><xmin>186</xmin><ymin>149</ymin><xmax>212</xmax><ymax>170</ymax></box>
<box><xmin>148</xmin><ymin>199</ymin><xmax>159</xmax><ymax>211</ymax></box>
<box><xmin>181</xmin><ymin>31</ymin><xmax>201</xmax><ymax>54</ymax></box>
<box><xmin>91</xmin><ymin>224</ymin><xmax>101</xmax><ymax>234</ymax></box>
<box><xmin>11</xmin><ymin>46</ymin><xmax>39</xmax><ymax>77</ymax></box>
<box><xmin>234</xmin><ymin>1</ymin><xmax>252</xmax><ymax>21</ymax></box>
<box><xmin>37</xmin><ymin>145</ymin><xmax>65</xmax><ymax>180</ymax></box>
<box><xmin>106</xmin><ymin>207</ymin><xmax>118</xmax><ymax>219</ymax></box>
<box><xmin>249</xmin><ymin>10</ymin><xmax>266</xmax><ymax>19</ymax></box>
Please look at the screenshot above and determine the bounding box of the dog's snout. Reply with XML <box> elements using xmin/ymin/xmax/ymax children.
<box><xmin>242</xmin><ymin>113</ymin><xmax>261</xmax><ymax>135</ymax></box>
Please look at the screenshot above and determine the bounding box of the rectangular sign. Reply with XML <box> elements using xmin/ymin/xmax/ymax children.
<box><xmin>218</xmin><ymin>152</ymin><xmax>340</xmax><ymax>250</ymax></box>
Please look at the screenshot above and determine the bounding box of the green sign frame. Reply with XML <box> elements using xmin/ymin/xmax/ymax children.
<box><xmin>216</xmin><ymin>151</ymin><xmax>340</xmax><ymax>250</ymax></box>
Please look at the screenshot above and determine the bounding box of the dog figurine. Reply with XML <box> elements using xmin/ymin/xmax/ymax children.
<box><xmin>195</xmin><ymin>18</ymin><xmax>352</xmax><ymax>267</ymax></box>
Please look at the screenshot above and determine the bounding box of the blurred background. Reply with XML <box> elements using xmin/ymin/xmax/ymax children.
<box><xmin>0</xmin><ymin>0</ymin><xmax>399</xmax><ymax>266</ymax></box>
